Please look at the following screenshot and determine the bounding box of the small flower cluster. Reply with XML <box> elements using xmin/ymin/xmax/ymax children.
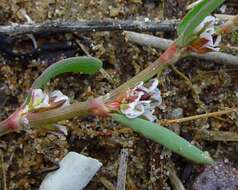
<box><xmin>119</xmin><ymin>79</ymin><xmax>162</xmax><ymax>122</ymax></box>
<box><xmin>191</xmin><ymin>16</ymin><xmax>221</xmax><ymax>53</ymax></box>
<box><xmin>25</xmin><ymin>89</ymin><xmax>69</xmax><ymax>113</ymax></box>
<box><xmin>2</xmin><ymin>89</ymin><xmax>70</xmax><ymax>131</ymax></box>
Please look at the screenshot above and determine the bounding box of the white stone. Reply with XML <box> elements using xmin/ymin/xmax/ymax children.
<box><xmin>39</xmin><ymin>152</ymin><xmax>102</xmax><ymax>190</ymax></box>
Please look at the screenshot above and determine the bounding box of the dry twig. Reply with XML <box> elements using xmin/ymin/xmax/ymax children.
<box><xmin>116</xmin><ymin>149</ymin><xmax>128</xmax><ymax>190</ymax></box>
<box><xmin>99</xmin><ymin>177</ymin><xmax>116</xmax><ymax>190</ymax></box>
<box><xmin>0</xmin><ymin>20</ymin><xmax>177</xmax><ymax>36</ymax></box>
<box><xmin>159</xmin><ymin>108</ymin><xmax>238</xmax><ymax>125</ymax></box>
<box><xmin>126</xmin><ymin>176</ymin><xmax>138</xmax><ymax>190</ymax></box>
<box><xmin>214</xmin><ymin>14</ymin><xmax>236</xmax><ymax>20</ymax></box>
<box><xmin>196</xmin><ymin>130</ymin><xmax>238</xmax><ymax>141</ymax></box>
<box><xmin>1</xmin><ymin>16</ymin><xmax>232</xmax><ymax>36</ymax></box>
<box><xmin>169</xmin><ymin>64</ymin><xmax>206</xmax><ymax>110</ymax></box>
<box><xmin>124</xmin><ymin>31</ymin><xmax>238</xmax><ymax>66</ymax></box>
<box><xmin>74</xmin><ymin>37</ymin><xmax>115</xmax><ymax>84</ymax></box>
<box><xmin>168</xmin><ymin>163</ymin><xmax>186</xmax><ymax>190</ymax></box>
<box><xmin>0</xmin><ymin>151</ymin><xmax>7</xmax><ymax>190</ymax></box>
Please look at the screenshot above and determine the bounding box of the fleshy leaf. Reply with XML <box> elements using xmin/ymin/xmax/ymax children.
<box><xmin>111</xmin><ymin>113</ymin><xmax>214</xmax><ymax>165</ymax></box>
<box><xmin>32</xmin><ymin>56</ymin><xmax>102</xmax><ymax>89</ymax></box>
<box><xmin>24</xmin><ymin>56</ymin><xmax>102</xmax><ymax>104</ymax></box>
<box><xmin>177</xmin><ymin>0</ymin><xmax>225</xmax><ymax>46</ymax></box>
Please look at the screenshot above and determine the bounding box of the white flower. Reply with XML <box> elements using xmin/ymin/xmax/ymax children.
<box><xmin>136</xmin><ymin>79</ymin><xmax>162</xmax><ymax>105</ymax></box>
<box><xmin>220</xmin><ymin>4</ymin><xmax>226</xmax><ymax>14</ymax></box>
<box><xmin>121</xmin><ymin>102</ymin><xmax>145</xmax><ymax>119</ymax></box>
<box><xmin>30</xmin><ymin>89</ymin><xmax>50</xmax><ymax>109</ymax></box>
<box><xmin>49</xmin><ymin>90</ymin><xmax>70</xmax><ymax>106</ymax></box>
<box><xmin>120</xmin><ymin>79</ymin><xmax>162</xmax><ymax>122</ymax></box>
<box><xmin>195</xmin><ymin>16</ymin><xmax>216</xmax><ymax>34</ymax></box>
<box><xmin>195</xmin><ymin>16</ymin><xmax>221</xmax><ymax>52</ymax></box>
<box><xmin>28</xmin><ymin>89</ymin><xmax>69</xmax><ymax>111</ymax></box>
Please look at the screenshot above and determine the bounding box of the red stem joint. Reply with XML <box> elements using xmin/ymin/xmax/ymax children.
<box><xmin>89</xmin><ymin>98</ymin><xmax>110</xmax><ymax>117</ymax></box>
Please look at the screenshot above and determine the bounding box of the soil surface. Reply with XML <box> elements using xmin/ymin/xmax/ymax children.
<box><xmin>0</xmin><ymin>0</ymin><xmax>238</xmax><ymax>190</ymax></box>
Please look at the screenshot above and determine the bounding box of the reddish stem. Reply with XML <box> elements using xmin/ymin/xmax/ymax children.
<box><xmin>159</xmin><ymin>42</ymin><xmax>178</xmax><ymax>63</ymax></box>
<box><xmin>0</xmin><ymin>43</ymin><xmax>182</xmax><ymax>135</ymax></box>
<box><xmin>217</xmin><ymin>15</ymin><xmax>238</xmax><ymax>34</ymax></box>
<box><xmin>0</xmin><ymin>108</ymin><xmax>23</xmax><ymax>135</ymax></box>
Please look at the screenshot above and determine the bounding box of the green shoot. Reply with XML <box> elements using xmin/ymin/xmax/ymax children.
<box><xmin>177</xmin><ymin>0</ymin><xmax>225</xmax><ymax>46</ymax></box>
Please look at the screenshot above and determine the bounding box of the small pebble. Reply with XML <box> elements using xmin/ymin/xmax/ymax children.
<box><xmin>193</xmin><ymin>160</ymin><xmax>238</xmax><ymax>190</ymax></box>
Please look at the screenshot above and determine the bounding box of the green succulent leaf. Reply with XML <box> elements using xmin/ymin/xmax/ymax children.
<box><xmin>177</xmin><ymin>0</ymin><xmax>225</xmax><ymax>46</ymax></box>
<box><xmin>24</xmin><ymin>56</ymin><xmax>102</xmax><ymax>104</ymax></box>
<box><xmin>32</xmin><ymin>56</ymin><xmax>102</xmax><ymax>89</ymax></box>
<box><xmin>112</xmin><ymin>113</ymin><xmax>214</xmax><ymax>165</ymax></box>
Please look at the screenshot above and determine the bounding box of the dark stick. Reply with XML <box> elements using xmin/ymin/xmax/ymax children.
<box><xmin>0</xmin><ymin>19</ymin><xmax>178</xmax><ymax>36</ymax></box>
<box><xmin>0</xmin><ymin>34</ymin><xmax>76</xmax><ymax>61</ymax></box>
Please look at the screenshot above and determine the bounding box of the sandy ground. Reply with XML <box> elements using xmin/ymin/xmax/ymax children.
<box><xmin>0</xmin><ymin>0</ymin><xmax>238</xmax><ymax>189</ymax></box>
